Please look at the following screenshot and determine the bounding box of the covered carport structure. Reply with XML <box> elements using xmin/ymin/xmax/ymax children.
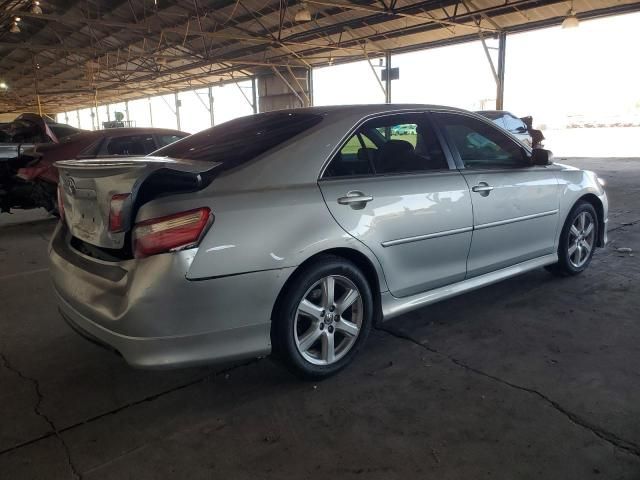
<box><xmin>1</xmin><ymin>2</ymin><xmax>640</xmax><ymax>480</ymax></box>
<box><xmin>1</xmin><ymin>0</ymin><xmax>639</xmax><ymax>117</ymax></box>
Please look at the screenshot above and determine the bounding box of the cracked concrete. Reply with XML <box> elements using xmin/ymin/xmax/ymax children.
<box><xmin>1</xmin><ymin>157</ymin><xmax>639</xmax><ymax>479</ymax></box>
<box><xmin>378</xmin><ymin>326</ymin><xmax>640</xmax><ymax>458</ymax></box>
<box><xmin>0</xmin><ymin>353</ymin><xmax>80</xmax><ymax>479</ymax></box>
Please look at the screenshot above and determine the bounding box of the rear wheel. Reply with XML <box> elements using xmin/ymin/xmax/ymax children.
<box><xmin>546</xmin><ymin>201</ymin><xmax>598</xmax><ymax>276</ymax></box>
<box><xmin>272</xmin><ymin>256</ymin><xmax>373</xmax><ymax>379</ymax></box>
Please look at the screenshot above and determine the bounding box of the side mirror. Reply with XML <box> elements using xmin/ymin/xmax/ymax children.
<box><xmin>531</xmin><ymin>148</ymin><xmax>553</xmax><ymax>166</ymax></box>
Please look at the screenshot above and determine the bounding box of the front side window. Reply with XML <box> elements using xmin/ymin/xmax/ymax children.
<box><xmin>435</xmin><ymin>113</ymin><xmax>528</xmax><ymax>169</ymax></box>
<box><xmin>324</xmin><ymin>114</ymin><xmax>448</xmax><ymax>178</ymax></box>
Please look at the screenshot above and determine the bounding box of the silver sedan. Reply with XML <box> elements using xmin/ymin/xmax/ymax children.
<box><xmin>49</xmin><ymin>105</ymin><xmax>608</xmax><ymax>378</ymax></box>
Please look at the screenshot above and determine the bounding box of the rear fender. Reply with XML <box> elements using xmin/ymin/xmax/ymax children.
<box><xmin>135</xmin><ymin>183</ymin><xmax>389</xmax><ymax>292</ymax></box>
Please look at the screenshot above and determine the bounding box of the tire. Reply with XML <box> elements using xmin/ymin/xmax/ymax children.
<box><xmin>546</xmin><ymin>201</ymin><xmax>598</xmax><ymax>276</ymax></box>
<box><xmin>271</xmin><ymin>255</ymin><xmax>374</xmax><ymax>379</ymax></box>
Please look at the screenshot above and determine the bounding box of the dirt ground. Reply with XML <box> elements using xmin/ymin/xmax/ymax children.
<box><xmin>1</xmin><ymin>157</ymin><xmax>639</xmax><ymax>479</ymax></box>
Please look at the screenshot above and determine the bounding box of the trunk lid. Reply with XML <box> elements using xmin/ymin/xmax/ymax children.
<box><xmin>56</xmin><ymin>156</ymin><xmax>217</xmax><ymax>249</ymax></box>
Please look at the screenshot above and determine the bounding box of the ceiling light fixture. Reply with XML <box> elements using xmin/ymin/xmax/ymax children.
<box><xmin>0</xmin><ymin>82</ymin><xmax>8</xmax><ymax>89</ymax></box>
<box><xmin>294</xmin><ymin>2</ymin><xmax>312</xmax><ymax>23</ymax></box>
<box><xmin>10</xmin><ymin>18</ymin><xmax>21</xmax><ymax>33</ymax></box>
<box><xmin>30</xmin><ymin>1</ymin><xmax>43</xmax><ymax>14</ymax></box>
<box><xmin>562</xmin><ymin>1</ymin><xmax>579</xmax><ymax>28</ymax></box>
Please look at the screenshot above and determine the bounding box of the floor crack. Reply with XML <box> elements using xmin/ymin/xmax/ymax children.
<box><xmin>1</xmin><ymin>353</ymin><xmax>81</xmax><ymax>479</ymax></box>
<box><xmin>378</xmin><ymin>325</ymin><xmax>640</xmax><ymax>459</ymax></box>
<box><xmin>0</xmin><ymin>356</ymin><xmax>262</xmax><ymax>459</ymax></box>
<box><xmin>607</xmin><ymin>218</ymin><xmax>640</xmax><ymax>233</ymax></box>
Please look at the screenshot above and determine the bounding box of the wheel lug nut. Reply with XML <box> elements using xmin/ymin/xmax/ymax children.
<box><xmin>328</xmin><ymin>326</ymin><xmax>334</xmax><ymax>333</ymax></box>
<box><xmin>319</xmin><ymin>323</ymin><xmax>324</xmax><ymax>330</ymax></box>
<box><xmin>329</xmin><ymin>306</ymin><xmax>335</xmax><ymax>312</ymax></box>
<box><xmin>320</xmin><ymin>310</ymin><xmax>325</xmax><ymax>317</ymax></box>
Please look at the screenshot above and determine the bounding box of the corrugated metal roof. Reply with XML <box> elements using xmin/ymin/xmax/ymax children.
<box><xmin>0</xmin><ymin>0</ymin><xmax>638</xmax><ymax>113</ymax></box>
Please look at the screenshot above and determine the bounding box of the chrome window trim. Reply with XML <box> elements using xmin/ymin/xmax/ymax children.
<box><xmin>318</xmin><ymin>169</ymin><xmax>466</xmax><ymax>184</ymax></box>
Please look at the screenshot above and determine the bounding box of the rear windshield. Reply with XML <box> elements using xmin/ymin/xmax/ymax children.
<box><xmin>151</xmin><ymin>112</ymin><xmax>323</xmax><ymax>168</ymax></box>
<box><xmin>477</xmin><ymin>111</ymin><xmax>503</xmax><ymax>120</ymax></box>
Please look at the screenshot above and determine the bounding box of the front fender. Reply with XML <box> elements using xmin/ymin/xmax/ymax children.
<box><xmin>554</xmin><ymin>166</ymin><xmax>608</xmax><ymax>247</ymax></box>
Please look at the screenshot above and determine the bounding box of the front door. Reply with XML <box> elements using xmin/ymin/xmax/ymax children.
<box><xmin>319</xmin><ymin>112</ymin><xmax>473</xmax><ymax>298</ymax></box>
<box><xmin>433</xmin><ymin>111</ymin><xmax>560</xmax><ymax>278</ymax></box>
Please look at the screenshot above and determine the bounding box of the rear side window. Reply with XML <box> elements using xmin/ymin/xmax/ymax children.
<box><xmin>101</xmin><ymin>135</ymin><xmax>157</xmax><ymax>156</ymax></box>
<box><xmin>156</xmin><ymin>134</ymin><xmax>185</xmax><ymax>148</ymax></box>
<box><xmin>152</xmin><ymin>112</ymin><xmax>323</xmax><ymax>170</ymax></box>
<box><xmin>324</xmin><ymin>113</ymin><xmax>448</xmax><ymax>178</ymax></box>
<box><xmin>50</xmin><ymin>125</ymin><xmax>80</xmax><ymax>140</ymax></box>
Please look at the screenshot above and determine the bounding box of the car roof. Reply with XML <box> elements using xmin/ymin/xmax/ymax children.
<box><xmin>67</xmin><ymin>127</ymin><xmax>187</xmax><ymax>141</ymax></box>
<box><xmin>287</xmin><ymin>103</ymin><xmax>468</xmax><ymax>117</ymax></box>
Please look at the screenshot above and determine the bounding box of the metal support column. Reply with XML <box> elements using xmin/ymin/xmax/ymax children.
<box><xmin>385</xmin><ymin>52</ymin><xmax>392</xmax><ymax>104</ymax></box>
<box><xmin>174</xmin><ymin>92</ymin><xmax>181</xmax><ymax>130</ymax></box>
<box><xmin>148</xmin><ymin>97</ymin><xmax>154</xmax><ymax>127</ymax></box>
<box><xmin>307</xmin><ymin>67</ymin><xmax>314</xmax><ymax>107</ymax></box>
<box><xmin>125</xmin><ymin>100</ymin><xmax>130</xmax><ymax>123</ymax></box>
<box><xmin>208</xmin><ymin>86</ymin><xmax>215</xmax><ymax>126</ymax></box>
<box><xmin>251</xmin><ymin>77</ymin><xmax>258</xmax><ymax>114</ymax></box>
<box><xmin>496</xmin><ymin>32</ymin><xmax>507</xmax><ymax>110</ymax></box>
<box><xmin>94</xmin><ymin>90</ymin><xmax>99</xmax><ymax>130</ymax></box>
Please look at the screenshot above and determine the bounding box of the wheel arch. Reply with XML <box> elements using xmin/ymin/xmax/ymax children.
<box><xmin>576</xmin><ymin>193</ymin><xmax>605</xmax><ymax>247</ymax></box>
<box><xmin>270</xmin><ymin>247</ymin><xmax>384</xmax><ymax>332</ymax></box>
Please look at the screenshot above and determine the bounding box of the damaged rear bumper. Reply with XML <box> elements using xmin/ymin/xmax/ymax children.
<box><xmin>49</xmin><ymin>223</ymin><xmax>293</xmax><ymax>369</ymax></box>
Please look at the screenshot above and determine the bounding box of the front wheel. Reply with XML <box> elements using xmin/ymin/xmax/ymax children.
<box><xmin>546</xmin><ymin>201</ymin><xmax>598</xmax><ymax>276</ymax></box>
<box><xmin>271</xmin><ymin>256</ymin><xmax>373</xmax><ymax>379</ymax></box>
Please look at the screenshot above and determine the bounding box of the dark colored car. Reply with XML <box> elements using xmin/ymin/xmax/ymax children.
<box><xmin>1</xmin><ymin>127</ymin><xmax>188</xmax><ymax>214</ymax></box>
<box><xmin>0</xmin><ymin>113</ymin><xmax>81</xmax><ymax>144</ymax></box>
<box><xmin>475</xmin><ymin>110</ymin><xmax>544</xmax><ymax>148</ymax></box>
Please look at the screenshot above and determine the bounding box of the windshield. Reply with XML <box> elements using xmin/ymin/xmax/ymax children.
<box><xmin>151</xmin><ymin>112</ymin><xmax>323</xmax><ymax>169</ymax></box>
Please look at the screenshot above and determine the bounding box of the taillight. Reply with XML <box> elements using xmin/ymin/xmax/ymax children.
<box><xmin>109</xmin><ymin>193</ymin><xmax>130</xmax><ymax>232</ymax></box>
<box><xmin>133</xmin><ymin>208</ymin><xmax>212</xmax><ymax>258</ymax></box>
<box><xmin>57</xmin><ymin>183</ymin><xmax>65</xmax><ymax>221</ymax></box>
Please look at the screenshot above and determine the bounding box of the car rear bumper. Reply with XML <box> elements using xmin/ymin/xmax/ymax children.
<box><xmin>49</xmin><ymin>223</ymin><xmax>294</xmax><ymax>368</ymax></box>
<box><xmin>55</xmin><ymin>290</ymin><xmax>272</xmax><ymax>368</ymax></box>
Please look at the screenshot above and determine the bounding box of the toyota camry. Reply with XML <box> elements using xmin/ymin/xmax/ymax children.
<box><xmin>49</xmin><ymin>105</ymin><xmax>608</xmax><ymax>378</ymax></box>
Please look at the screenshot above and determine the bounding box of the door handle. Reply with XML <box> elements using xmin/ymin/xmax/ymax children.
<box><xmin>472</xmin><ymin>183</ymin><xmax>494</xmax><ymax>196</ymax></box>
<box><xmin>337</xmin><ymin>191</ymin><xmax>373</xmax><ymax>208</ymax></box>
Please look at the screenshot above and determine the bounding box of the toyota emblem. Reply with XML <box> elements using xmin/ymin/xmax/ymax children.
<box><xmin>63</xmin><ymin>176</ymin><xmax>77</xmax><ymax>196</ymax></box>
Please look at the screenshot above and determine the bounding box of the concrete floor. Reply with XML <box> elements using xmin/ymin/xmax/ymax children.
<box><xmin>1</xmin><ymin>157</ymin><xmax>639</xmax><ymax>479</ymax></box>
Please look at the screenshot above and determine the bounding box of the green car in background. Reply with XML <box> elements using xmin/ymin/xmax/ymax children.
<box><xmin>390</xmin><ymin>124</ymin><xmax>417</xmax><ymax>135</ymax></box>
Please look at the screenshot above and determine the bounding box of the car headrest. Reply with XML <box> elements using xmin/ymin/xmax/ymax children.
<box><xmin>357</xmin><ymin>147</ymin><xmax>377</xmax><ymax>163</ymax></box>
<box><xmin>378</xmin><ymin>139</ymin><xmax>414</xmax><ymax>158</ymax></box>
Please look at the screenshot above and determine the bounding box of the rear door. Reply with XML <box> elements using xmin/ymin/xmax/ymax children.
<box><xmin>433</xmin><ymin>111</ymin><xmax>560</xmax><ymax>277</ymax></box>
<box><xmin>319</xmin><ymin>112</ymin><xmax>473</xmax><ymax>298</ymax></box>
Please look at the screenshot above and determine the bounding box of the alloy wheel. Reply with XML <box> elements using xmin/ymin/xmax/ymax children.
<box><xmin>568</xmin><ymin>211</ymin><xmax>596</xmax><ymax>268</ymax></box>
<box><xmin>294</xmin><ymin>275</ymin><xmax>363</xmax><ymax>366</ymax></box>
